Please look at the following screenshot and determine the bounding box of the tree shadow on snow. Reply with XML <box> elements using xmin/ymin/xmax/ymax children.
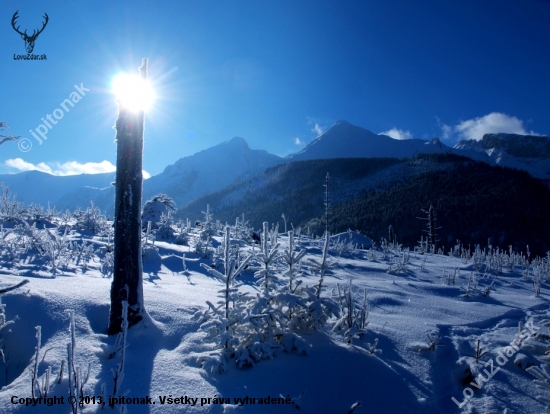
<box><xmin>93</xmin><ymin>310</ymin><xmax>181</xmax><ymax>414</ymax></box>
<box><xmin>202</xmin><ymin>331</ymin><xmax>438</xmax><ymax>413</ymax></box>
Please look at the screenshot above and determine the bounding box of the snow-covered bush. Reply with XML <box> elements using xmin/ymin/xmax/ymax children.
<box><xmin>197</xmin><ymin>204</ymin><xmax>217</xmax><ymax>241</ymax></box>
<box><xmin>66</xmin><ymin>311</ymin><xmax>90</xmax><ymax>414</ymax></box>
<box><xmin>0</xmin><ymin>295</ymin><xmax>18</xmax><ymax>385</ymax></box>
<box><xmin>527</xmin><ymin>364</ymin><xmax>550</xmax><ymax>408</ymax></box>
<box><xmin>252</xmin><ymin>222</ymin><xmax>280</xmax><ymax>295</ymax></box>
<box><xmin>282</xmin><ymin>230</ymin><xmax>306</xmax><ymax>295</ymax></box>
<box><xmin>75</xmin><ymin>240</ymin><xmax>97</xmax><ymax>273</ymax></box>
<box><xmin>196</xmin><ymin>224</ymin><xmax>340</xmax><ymax>372</ymax></box>
<box><xmin>173</xmin><ymin>220</ymin><xmax>188</xmax><ymax>245</ymax></box>
<box><xmin>329</xmin><ymin>230</ymin><xmax>369</xmax><ymax>256</ymax></box>
<box><xmin>191</xmin><ymin>234</ymin><xmax>212</xmax><ymax>258</ymax></box>
<box><xmin>156</xmin><ymin>211</ymin><xmax>175</xmax><ymax>239</ymax></box>
<box><xmin>0</xmin><ymin>221</ymin><xmax>65</xmax><ymax>272</ymax></box>
<box><xmin>100</xmin><ymin>251</ymin><xmax>114</xmax><ymax>278</ymax></box>
<box><xmin>73</xmin><ymin>202</ymin><xmax>107</xmax><ymax>234</ymax></box>
<box><xmin>141</xmin><ymin>194</ymin><xmax>176</xmax><ymax>230</ymax></box>
<box><xmin>0</xmin><ymin>185</ymin><xmax>27</xmax><ymax>220</ymax></box>
<box><xmin>196</xmin><ymin>226</ymin><xmax>252</xmax><ymax>372</ymax></box>
<box><xmin>462</xmin><ymin>272</ymin><xmax>478</xmax><ymax>297</ymax></box>
<box><xmin>233</xmin><ymin>214</ymin><xmax>251</xmax><ymax>241</ymax></box>
<box><xmin>305</xmin><ymin>234</ymin><xmax>340</xmax><ymax>330</ymax></box>
<box><xmin>333</xmin><ymin>280</ymin><xmax>369</xmax><ymax>342</ymax></box>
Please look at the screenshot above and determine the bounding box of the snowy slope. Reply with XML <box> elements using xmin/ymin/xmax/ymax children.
<box><xmin>287</xmin><ymin>120</ymin><xmax>550</xmax><ymax>180</ymax></box>
<box><xmin>286</xmin><ymin>120</ymin><xmax>452</xmax><ymax>161</ymax></box>
<box><xmin>0</xmin><ymin>171</ymin><xmax>114</xmax><ymax>210</ymax></box>
<box><xmin>454</xmin><ymin>133</ymin><xmax>550</xmax><ymax>180</ymax></box>
<box><xmin>0</xmin><ymin>138</ymin><xmax>282</xmax><ymax>216</ymax></box>
<box><xmin>0</xmin><ymin>221</ymin><xmax>549</xmax><ymax>414</ymax></box>
<box><xmin>77</xmin><ymin>137</ymin><xmax>283</xmax><ymax>215</ymax></box>
<box><xmin>141</xmin><ymin>137</ymin><xmax>283</xmax><ymax>209</ymax></box>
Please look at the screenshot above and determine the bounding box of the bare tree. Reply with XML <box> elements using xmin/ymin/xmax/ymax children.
<box><xmin>324</xmin><ymin>172</ymin><xmax>331</xmax><ymax>237</ymax></box>
<box><xmin>417</xmin><ymin>205</ymin><xmax>442</xmax><ymax>253</ymax></box>
<box><xmin>0</xmin><ymin>122</ymin><xmax>22</xmax><ymax>146</ymax></box>
<box><xmin>108</xmin><ymin>59</ymin><xmax>148</xmax><ymax>335</ymax></box>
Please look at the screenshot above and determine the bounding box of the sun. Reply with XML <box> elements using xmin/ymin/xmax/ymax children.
<box><xmin>112</xmin><ymin>73</ymin><xmax>156</xmax><ymax>112</ymax></box>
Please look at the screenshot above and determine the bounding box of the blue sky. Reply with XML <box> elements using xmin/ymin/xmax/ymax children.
<box><xmin>1</xmin><ymin>0</ymin><xmax>549</xmax><ymax>177</ymax></box>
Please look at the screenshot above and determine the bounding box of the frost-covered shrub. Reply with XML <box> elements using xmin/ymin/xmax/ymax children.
<box><xmin>0</xmin><ymin>184</ymin><xmax>27</xmax><ymax>220</ymax></box>
<box><xmin>200</xmin><ymin>228</ymin><xmax>251</xmax><ymax>339</ymax></box>
<box><xmin>232</xmin><ymin>213</ymin><xmax>252</xmax><ymax>241</ymax></box>
<box><xmin>100</xmin><ymin>251</ymin><xmax>114</xmax><ymax>278</ymax></box>
<box><xmin>0</xmin><ymin>296</ymin><xmax>17</xmax><ymax>385</ymax></box>
<box><xmin>333</xmin><ymin>280</ymin><xmax>369</xmax><ymax>342</ymax></box>
<box><xmin>462</xmin><ymin>272</ymin><xmax>478</xmax><ymax>297</ymax></box>
<box><xmin>156</xmin><ymin>211</ymin><xmax>175</xmax><ymax>239</ymax></box>
<box><xmin>75</xmin><ymin>240</ymin><xmax>97</xmax><ymax>272</ymax></box>
<box><xmin>197</xmin><ymin>204</ymin><xmax>217</xmax><ymax>241</ymax></box>
<box><xmin>527</xmin><ymin>364</ymin><xmax>550</xmax><ymax>408</ymax></box>
<box><xmin>191</xmin><ymin>234</ymin><xmax>212</xmax><ymax>258</ymax></box>
<box><xmin>196</xmin><ymin>225</ymin><xmax>340</xmax><ymax>372</ymax></box>
<box><xmin>282</xmin><ymin>230</ymin><xmax>306</xmax><ymax>296</ymax></box>
<box><xmin>329</xmin><ymin>230</ymin><xmax>371</xmax><ymax>256</ymax></box>
<box><xmin>253</xmin><ymin>222</ymin><xmax>281</xmax><ymax>295</ymax></box>
<box><xmin>196</xmin><ymin>226</ymin><xmax>252</xmax><ymax>372</ymax></box>
<box><xmin>173</xmin><ymin>220</ymin><xmax>188</xmax><ymax>245</ymax></box>
<box><xmin>73</xmin><ymin>202</ymin><xmax>107</xmax><ymax>234</ymax></box>
<box><xmin>141</xmin><ymin>194</ymin><xmax>176</xmax><ymax>230</ymax></box>
<box><xmin>305</xmin><ymin>235</ymin><xmax>340</xmax><ymax>331</ymax></box>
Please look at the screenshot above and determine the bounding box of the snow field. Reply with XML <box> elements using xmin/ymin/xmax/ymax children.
<box><xmin>0</xmin><ymin>222</ymin><xmax>548</xmax><ymax>413</ymax></box>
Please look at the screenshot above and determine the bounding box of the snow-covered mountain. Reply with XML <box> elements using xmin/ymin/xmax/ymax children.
<box><xmin>2</xmin><ymin>122</ymin><xmax>548</xmax><ymax>215</ymax></box>
<box><xmin>454</xmin><ymin>133</ymin><xmax>550</xmax><ymax>179</ymax></box>
<box><xmin>288</xmin><ymin>120</ymin><xmax>550</xmax><ymax>180</ymax></box>
<box><xmin>141</xmin><ymin>136</ymin><xmax>282</xmax><ymax>208</ymax></box>
<box><xmin>0</xmin><ymin>137</ymin><xmax>283</xmax><ymax>215</ymax></box>
<box><xmin>0</xmin><ymin>170</ymin><xmax>114</xmax><ymax>211</ymax></box>
<box><xmin>286</xmin><ymin>120</ymin><xmax>452</xmax><ymax>161</ymax></box>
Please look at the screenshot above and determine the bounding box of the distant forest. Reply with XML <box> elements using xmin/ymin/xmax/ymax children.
<box><xmin>176</xmin><ymin>154</ymin><xmax>550</xmax><ymax>257</ymax></box>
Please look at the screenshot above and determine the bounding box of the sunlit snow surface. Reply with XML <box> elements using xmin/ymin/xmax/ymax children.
<box><xmin>0</xmin><ymin>227</ymin><xmax>548</xmax><ymax>413</ymax></box>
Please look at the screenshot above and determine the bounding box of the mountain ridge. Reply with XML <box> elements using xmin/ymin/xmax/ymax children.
<box><xmin>286</xmin><ymin>120</ymin><xmax>454</xmax><ymax>161</ymax></box>
<box><xmin>459</xmin><ymin>133</ymin><xmax>550</xmax><ymax>158</ymax></box>
<box><xmin>176</xmin><ymin>154</ymin><xmax>550</xmax><ymax>257</ymax></box>
<box><xmin>1</xmin><ymin>120</ymin><xmax>549</xmax><ymax>214</ymax></box>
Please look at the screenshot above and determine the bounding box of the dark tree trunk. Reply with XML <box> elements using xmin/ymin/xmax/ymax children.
<box><xmin>108</xmin><ymin>60</ymin><xmax>147</xmax><ymax>335</ymax></box>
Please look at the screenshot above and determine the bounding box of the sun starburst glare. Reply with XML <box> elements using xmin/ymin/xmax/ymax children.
<box><xmin>112</xmin><ymin>73</ymin><xmax>155</xmax><ymax>112</ymax></box>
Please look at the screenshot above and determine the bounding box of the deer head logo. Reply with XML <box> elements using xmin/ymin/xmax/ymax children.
<box><xmin>11</xmin><ymin>11</ymin><xmax>49</xmax><ymax>54</ymax></box>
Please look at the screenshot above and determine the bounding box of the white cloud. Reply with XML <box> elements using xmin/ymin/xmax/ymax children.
<box><xmin>55</xmin><ymin>160</ymin><xmax>116</xmax><ymax>175</ymax></box>
<box><xmin>294</xmin><ymin>137</ymin><xmax>303</xmax><ymax>145</ymax></box>
<box><xmin>312</xmin><ymin>123</ymin><xmax>324</xmax><ymax>136</ymax></box>
<box><xmin>441</xmin><ymin>124</ymin><xmax>453</xmax><ymax>141</ymax></box>
<box><xmin>306</xmin><ymin>117</ymin><xmax>325</xmax><ymax>136</ymax></box>
<box><xmin>379</xmin><ymin>128</ymin><xmax>413</xmax><ymax>140</ymax></box>
<box><xmin>455</xmin><ymin>113</ymin><xmax>531</xmax><ymax>141</ymax></box>
<box><xmin>5</xmin><ymin>158</ymin><xmax>51</xmax><ymax>173</ymax></box>
<box><xmin>4</xmin><ymin>158</ymin><xmax>151</xmax><ymax>178</ymax></box>
<box><xmin>441</xmin><ymin>112</ymin><xmax>542</xmax><ymax>142</ymax></box>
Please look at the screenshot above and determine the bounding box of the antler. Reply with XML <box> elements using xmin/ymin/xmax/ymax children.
<box><xmin>32</xmin><ymin>13</ymin><xmax>49</xmax><ymax>38</ymax></box>
<box><xmin>11</xmin><ymin>11</ymin><xmax>49</xmax><ymax>39</ymax></box>
<box><xmin>11</xmin><ymin>11</ymin><xmax>26</xmax><ymax>36</ymax></box>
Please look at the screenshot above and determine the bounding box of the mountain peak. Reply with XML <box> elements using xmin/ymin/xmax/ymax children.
<box><xmin>287</xmin><ymin>121</ymin><xmax>382</xmax><ymax>161</ymax></box>
<box><xmin>333</xmin><ymin>119</ymin><xmax>351</xmax><ymax>127</ymax></box>
<box><xmin>286</xmin><ymin>120</ymin><xmax>457</xmax><ymax>162</ymax></box>
<box><xmin>325</xmin><ymin>119</ymin><xmax>356</xmax><ymax>134</ymax></box>
<box><xmin>224</xmin><ymin>136</ymin><xmax>249</xmax><ymax>148</ymax></box>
